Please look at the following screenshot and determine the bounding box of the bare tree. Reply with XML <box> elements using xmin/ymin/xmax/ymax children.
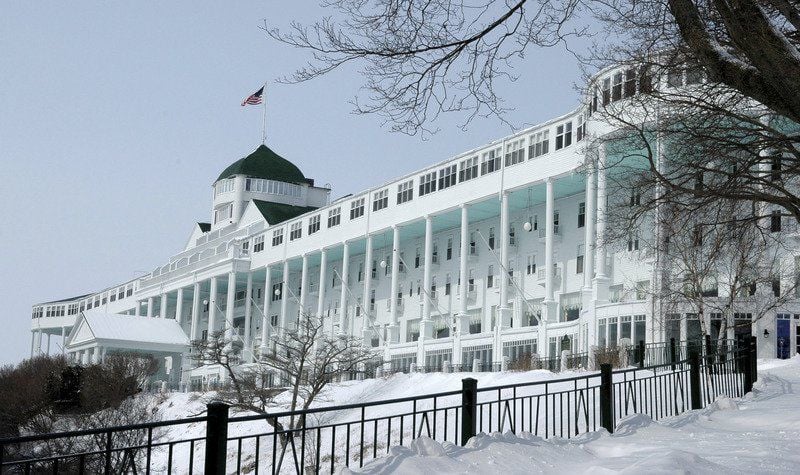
<box><xmin>265</xmin><ymin>0</ymin><xmax>800</xmax><ymax>132</ymax></box>
<box><xmin>606</xmin><ymin>175</ymin><xmax>799</xmax><ymax>345</ymax></box>
<box><xmin>191</xmin><ymin>313</ymin><xmax>378</xmax><ymax>472</ymax></box>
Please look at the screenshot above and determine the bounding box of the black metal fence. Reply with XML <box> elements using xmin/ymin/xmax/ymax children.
<box><xmin>0</xmin><ymin>337</ymin><xmax>757</xmax><ymax>474</ymax></box>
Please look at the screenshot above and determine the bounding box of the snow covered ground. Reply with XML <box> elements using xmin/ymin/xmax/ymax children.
<box><xmin>345</xmin><ymin>357</ymin><xmax>800</xmax><ymax>474</ymax></box>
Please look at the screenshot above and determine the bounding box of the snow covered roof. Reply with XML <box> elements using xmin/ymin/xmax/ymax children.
<box><xmin>67</xmin><ymin>310</ymin><xmax>190</xmax><ymax>351</ymax></box>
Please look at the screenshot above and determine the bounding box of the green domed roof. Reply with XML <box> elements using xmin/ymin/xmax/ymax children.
<box><xmin>216</xmin><ymin>144</ymin><xmax>307</xmax><ymax>184</ymax></box>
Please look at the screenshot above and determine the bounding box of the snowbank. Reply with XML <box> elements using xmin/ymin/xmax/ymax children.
<box><xmin>345</xmin><ymin>357</ymin><xmax>800</xmax><ymax>474</ymax></box>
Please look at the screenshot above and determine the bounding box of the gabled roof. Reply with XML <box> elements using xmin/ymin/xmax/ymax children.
<box><xmin>253</xmin><ymin>200</ymin><xmax>317</xmax><ymax>225</ymax></box>
<box><xmin>67</xmin><ymin>310</ymin><xmax>189</xmax><ymax>349</ymax></box>
<box><xmin>216</xmin><ymin>144</ymin><xmax>308</xmax><ymax>184</ymax></box>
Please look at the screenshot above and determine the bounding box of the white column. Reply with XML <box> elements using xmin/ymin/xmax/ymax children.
<box><xmin>339</xmin><ymin>242</ymin><xmax>350</xmax><ymax>335</ymax></box>
<box><xmin>135</xmin><ymin>300</ymin><xmax>142</xmax><ymax>317</ymax></box>
<box><xmin>593</xmin><ymin>144</ymin><xmax>610</xmax><ymax>301</ymax></box>
<box><xmin>244</xmin><ymin>272</ymin><xmax>253</xmax><ymax>358</ymax></box>
<box><xmin>175</xmin><ymin>288</ymin><xmax>184</xmax><ymax>324</ymax></box>
<box><xmin>498</xmin><ymin>192</ymin><xmax>511</xmax><ymax>329</ymax></box>
<box><xmin>225</xmin><ymin>272</ymin><xmax>237</xmax><ymax>340</ymax></box>
<box><xmin>261</xmin><ymin>267</ymin><xmax>272</xmax><ymax>352</ymax></box>
<box><xmin>35</xmin><ymin>330</ymin><xmax>42</xmax><ymax>355</ymax></box>
<box><xmin>160</xmin><ymin>293</ymin><xmax>168</xmax><ymax>319</ymax></box>
<box><xmin>420</xmin><ymin>215</ymin><xmax>434</xmax><ymax>339</ymax></box>
<box><xmin>61</xmin><ymin>326</ymin><xmax>67</xmax><ymax>354</ymax></box>
<box><xmin>47</xmin><ymin>333</ymin><xmax>51</xmax><ymax>355</ymax></box>
<box><xmin>595</xmin><ymin>145</ymin><xmax>608</xmax><ymax>278</ymax></box>
<box><xmin>362</xmin><ymin>234</ymin><xmax>374</xmax><ymax>339</ymax></box>
<box><xmin>317</xmin><ymin>249</ymin><xmax>328</xmax><ymax>320</ymax></box>
<box><xmin>299</xmin><ymin>254</ymin><xmax>309</xmax><ymax>315</ymax></box>
<box><xmin>190</xmin><ymin>282</ymin><xmax>201</xmax><ymax>340</ymax></box>
<box><xmin>92</xmin><ymin>346</ymin><xmax>101</xmax><ymax>364</ymax></box>
<box><xmin>208</xmin><ymin>276</ymin><xmax>218</xmax><ymax>335</ymax></box>
<box><xmin>583</xmin><ymin>167</ymin><xmax>596</xmax><ymax>289</ymax></box>
<box><xmin>280</xmin><ymin>260</ymin><xmax>290</xmax><ymax>332</ymax></box>
<box><xmin>388</xmin><ymin>226</ymin><xmax>401</xmax><ymax>342</ymax></box>
<box><xmin>146</xmin><ymin>297</ymin><xmax>154</xmax><ymax>318</ymax></box>
<box><xmin>544</xmin><ymin>178</ymin><xmax>555</xmax><ymax>303</ymax></box>
<box><xmin>457</xmin><ymin>205</ymin><xmax>470</xmax><ymax>334</ymax></box>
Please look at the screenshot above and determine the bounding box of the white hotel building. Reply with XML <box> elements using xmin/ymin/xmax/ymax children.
<box><xmin>29</xmin><ymin>66</ymin><xmax>798</xmax><ymax>384</ymax></box>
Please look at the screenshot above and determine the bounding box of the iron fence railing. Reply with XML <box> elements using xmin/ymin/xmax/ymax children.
<box><xmin>0</xmin><ymin>337</ymin><xmax>757</xmax><ymax>474</ymax></box>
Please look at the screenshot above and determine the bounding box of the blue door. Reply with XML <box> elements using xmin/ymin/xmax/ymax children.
<box><xmin>777</xmin><ymin>319</ymin><xmax>790</xmax><ymax>359</ymax></box>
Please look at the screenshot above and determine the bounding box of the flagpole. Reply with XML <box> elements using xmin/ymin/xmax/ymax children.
<box><xmin>261</xmin><ymin>82</ymin><xmax>268</xmax><ymax>144</ymax></box>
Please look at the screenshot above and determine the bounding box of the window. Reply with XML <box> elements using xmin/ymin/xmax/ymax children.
<box><xmin>415</xmin><ymin>247</ymin><xmax>421</xmax><ymax>268</ymax></box>
<box><xmin>771</xmin><ymin>210</ymin><xmax>782</xmax><ymax>232</ymax></box>
<box><xmin>327</xmin><ymin>207</ymin><xmax>341</xmax><ymax>227</ymax></box>
<box><xmin>445</xmin><ymin>274</ymin><xmax>452</xmax><ymax>295</ymax></box>
<box><xmin>373</xmin><ymin>189</ymin><xmax>389</xmax><ymax>211</ymax></box>
<box><xmin>509</xmin><ymin>225</ymin><xmax>516</xmax><ymax>246</ymax></box>
<box><xmin>692</xmin><ymin>225</ymin><xmax>703</xmax><ymax>246</ymax></box>
<box><xmin>308</xmin><ymin>215</ymin><xmax>321</xmax><ymax>235</ymax></box>
<box><xmin>488</xmin><ymin>227</ymin><xmax>495</xmax><ymax>249</ymax></box>
<box><xmin>528</xmin><ymin>130</ymin><xmax>550</xmax><ymax>158</ymax></box>
<box><xmin>555</xmin><ymin>122</ymin><xmax>572</xmax><ymax>150</ymax></box>
<box><xmin>629</xmin><ymin>189</ymin><xmax>641</xmax><ymax>206</ymax></box>
<box><xmin>397</xmin><ymin>180</ymin><xmax>414</xmax><ymax>204</ymax></box>
<box><xmin>446</xmin><ymin>237</ymin><xmax>453</xmax><ymax>260</ymax></box>
<box><xmin>289</xmin><ymin>221</ymin><xmax>302</xmax><ymax>241</ymax></box>
<box><xmin>611</xmin><ymin>72</ymin><xmax>623</xmax><ymax>101</ymax></box>
<box><xmin>576</xmin><ymin>114</ymin><xmax>586</xmax><ymax>142</ymax></box>
<box><xmin>432</xmin><ymin>241</ymin><xmax>439</xmax><ymax>263</ymax></box>
<box><xmin>685</xmin><ymin>65</ymin><xmax>703</xmax><ymax>84</ymax></box>
<box><xmin>214</xmin><ymin>178</ymin><xmax>234</xmax><ymax>196</ymax></box>
<box><xmin>602</xmin><ymin>77</ymin><xmax>611</xmax><ymax>105</ymax></box>
<box><xmin>253</xmin><ymin>235</ymin><xmax>264</xmax><ymax>252</ymax></box>
<box><xmin>271</xmin><ymin>282</ymin><xmax>283</xmax><ymax>302</ymax></box>
<box><xmin>350</xmin><ymin>198</ymin><xmax>365</xmax><ymax>219</ymax></box>
<box><xmin>480</xmin><ymin>147</ymin><xmax>501</xmax><ymax>175</ymax></box>
<box><xmin>504</xmin><ymin>139</ymin><xmax>525</xmax><ymax>166</ymax></box>
<box><xmin>357</xmin><ymin>262</ymin><xmax>364</xmax><ymax>282</ymax></box>
<box><xmin>468</xmin><ymin>269</ymin><xmax>475</xmax><ymax>292</ymax></box>
<box><xmin>245</xmin><ymin>178</ymin><xmax>301</xmax><ymax>197</ymax></box>
<box><xmin>213</xmin><ymin>203</ymin><xmax>233</xmax><ymax>224</ymax></box>
<box><xmin>459</xmin><ymin>156</ymin><xmax>479</xmax><ymax>182</ymax></box>
<box><xmin>577</xmin><ymin>244</ymin><xmax>585</xmax><ymax>274</ymax></box>
<box><xmin>771</xmin><ymin>155</ymin><xmax>782</xmax><ymax>182</ymax></box>
<box><xmin>438</xmin><ymin>164</ymin><xmax>457</xmax><ymax>190</ymax></box>
<box><xmin>487</xmin><ymin>265</ymin><xmax>495</xmax><ymax>288</ymax></box>
<box><xmin>639</xmin><ymin>65</ymin><xmax>653</xmax><ymax>93</ymax></box>
<box><xmin>526</xmin><ymin>255</ymin><xmax>536</xmax><ymax>275</ymax></box>
<box><xmin>419</xmin><ymin>171</ymin><xmax>437</xmax><ymax>196</ymax></box>
<box><xmin>272</xmin><ymin>228</ymin><xmax>284</xmax><ymax>247</ymax></box>
<box><xmin>624</xmin><ymin>68</ymin><xmax>636</xmax><ymax>97</ymax></box>
<box><xmin>627</xmin><ymin>232</ymin><xmax>640</xmax><ymax>252</ymax></box>
<box><xmin>667</xmin><ymin>68</ymin><xmax>683</xmax><ymax>87</ymax></box>
<box><xmin>578</xmin><ymin>202</ymin><xmax>586</xmax><ymax>228</ymax></box>
<box><xmin>773</xmin><ymin>278</ymin><xmax>781</xmax><ymax>297</ymax></box>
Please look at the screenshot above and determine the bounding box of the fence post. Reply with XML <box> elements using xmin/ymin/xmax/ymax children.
<box><xmin>742</xmin><ymin>342</ymin><xmax>753</xmax><ymax>394</ymax></box>
<box><xmin>205</xmin><ymin>402</ymin><xmax>229</xmax><ymax>475</ymax></box>
<box><xmin>689</xmin><ymin>351</ymin><xmax>702</xmax><ymax>410</ymax></box>
<box><xmin>599</xmin><ymin>364</ymin><xmax>614</xmax><ymax>434</ymax></box>
<box><xmin>461</xmin><ymin>378</ymin><xmax>477</xmax><ymax>446</ymax></box>
<box><xmin>669</xmin><ymin>338</ymin><xmax>677</xmax><ymax>371</ymax></box>
<box><xmin>749</xmin><ymin>335</ymin><xmax>758</xmax><ymax>384</ymax></box>
<box><xmin>637</xmin><ymin>340</ymin><xmax>645</xmax><ymax>368</ymax></box>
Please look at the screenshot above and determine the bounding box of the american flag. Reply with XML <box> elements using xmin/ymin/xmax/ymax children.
<box><xmin>241</xmin><ymin>86</ymin><xmax>264</xmax><ymax>106</ymax></box>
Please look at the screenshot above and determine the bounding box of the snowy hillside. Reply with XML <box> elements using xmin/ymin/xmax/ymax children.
<box><xmin>142</xmin><ymin>359</ymin><xmax>800</xmax><ymax>473</ymax></box>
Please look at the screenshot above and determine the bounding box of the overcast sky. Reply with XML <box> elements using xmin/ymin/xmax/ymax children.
<box><xmin>0</xmin><ymin>2</ymin><xmax>586</xmax><ymax>366</ymax></box>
